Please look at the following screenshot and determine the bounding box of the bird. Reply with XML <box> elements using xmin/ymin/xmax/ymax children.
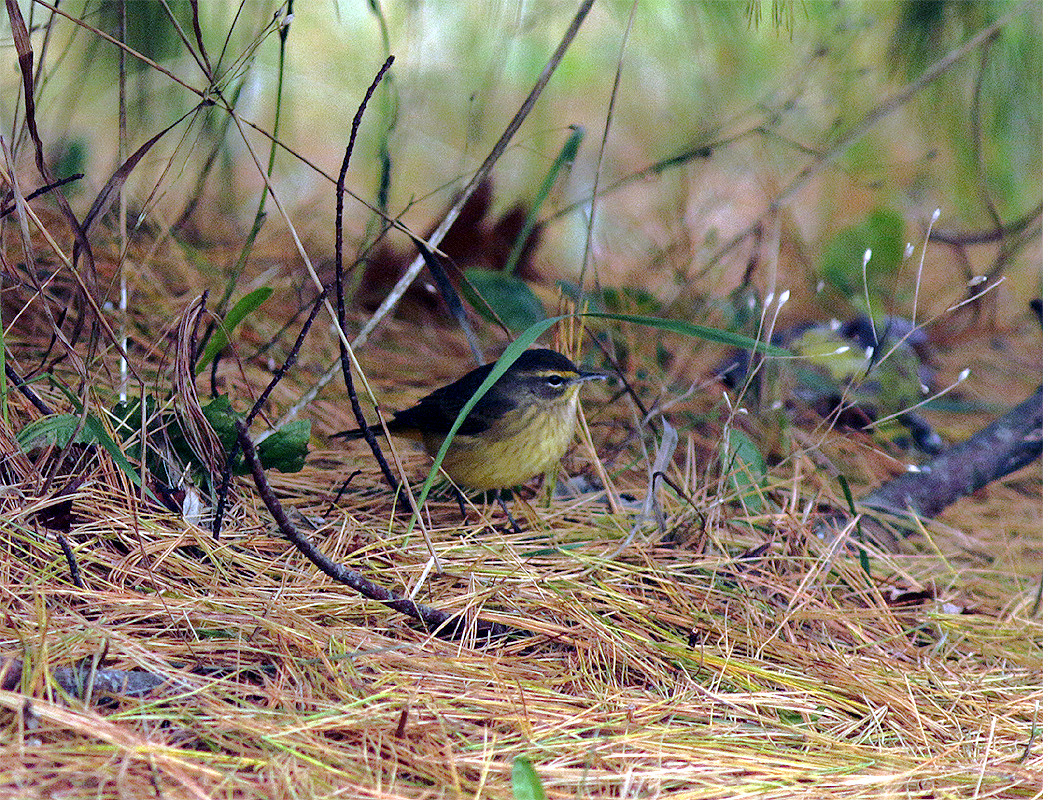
<box><xmin>332</xmin><ymin>348</ymin><xmax>605</xmax><ymax>492</ymax></box>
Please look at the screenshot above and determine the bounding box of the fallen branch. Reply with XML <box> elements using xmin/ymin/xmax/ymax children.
<box><xmin>861</xmin><ymin>385</ymin><xmax>1042</xmax><ymax>521</ymax></box>
<box><xmin>0</xmin><ymin>657</ymin><xmax>172</xmax><ymax>698</ymax></box>
<box><xmin>234</xmin><ymin>420</ymin><xmax>512</xmax><ymax>641</ymax></box>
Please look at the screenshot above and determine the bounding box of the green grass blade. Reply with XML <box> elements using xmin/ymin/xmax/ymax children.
<box><xmin>583</xmin><ymin>312</ymin><xmax>789</xmax><ymax>356</ymax></box>
<box><xmin>196</xmin><ymin>287</ymin><xmax>273</xmax><ymax>374</ymax></box>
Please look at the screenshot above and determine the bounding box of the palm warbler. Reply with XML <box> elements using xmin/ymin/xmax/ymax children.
<box><xmin>333</xmin><ymin>348</ymin><xmax>605</xmax><ymax>491</ymax></box>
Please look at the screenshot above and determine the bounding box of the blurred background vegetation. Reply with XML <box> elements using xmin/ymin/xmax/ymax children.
<box><xmin>2</xmin><ymin>0</ymin><xmax>1040</xmax><ymax>435</ymax></box>
<box><xmin>7</xmin><ymin>0</ymin><xmax>1038</xmax><ymax>311</ymax></box>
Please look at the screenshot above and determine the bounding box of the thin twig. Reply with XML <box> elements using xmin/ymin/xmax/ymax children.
<box><xmin>333</xmin><ymin>56</ymin><xmax>408</xmax><ymax>505</ymax></box>
<box><xmin>212</xmin><ymin>287</ymin><xmax>328</xmax><ymax>540</ymax></box>
<box><xmin>55</xmin><ymin>532</ymin><xmax>83</xmax><ymax>589</ymax></box>
<box><xmin>4</xmin><ymin>363</ymin><xmax>53</xmax><ymax>415</ymax></box>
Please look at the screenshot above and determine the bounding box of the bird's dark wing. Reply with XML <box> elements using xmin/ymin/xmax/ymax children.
<box><xmin>389</xmin><ymin>361</ymin><xmax>514</xmax><ymax>437</ymax></box>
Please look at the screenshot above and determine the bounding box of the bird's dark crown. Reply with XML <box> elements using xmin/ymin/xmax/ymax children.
<box><xmin>505</xmin><ymin>349</ymin><xmax>580</xmax><ymax>375</ymax></box>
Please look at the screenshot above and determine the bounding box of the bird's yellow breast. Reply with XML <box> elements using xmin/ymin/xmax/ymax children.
<box><xmin>423</xmin><ymin>388</ymin><xmax>581</xmax><ymax>491</ymax></box>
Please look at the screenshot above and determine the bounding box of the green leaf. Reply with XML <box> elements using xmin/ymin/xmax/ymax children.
<box><xmin>819</xmin><ymin>208</ymin><xmax>905</xmax><ymax>298</ymax></box>
<box><xmin>198</xmin><ymin>397</ymin><xmax>310</xmax><ymax>474</ymax></box>
<box><xmin>18</xmin><ymin>411</ymin><xmax>150</xmax><ymax>496</ymax></box>
<box><xmin>820</xmin><ymin>227</ymin><xmax>865</xmax><ymax>296</ymax></box>
<box><xmin>863</xmin><ymin>209</ymin><xmax>905</xmax><ymax>274</ymax></box>
<box><xmin>723</xmin><ymin>428</ymin><xmax>766</xmax><ymax>512</ymax></box>
<box><xmin>257</xmin><ymin>419</ymin><xmax>310</xmax><ymax>473</ymax></box>
<box><xmin>16</xmin><ymin>414</ymin><xmax>92</xmax><ymax>449</ymax></box>
<box><xmin>200</xmin><ymin>395</ymin><xmax>241</xmax><ymax>452</ymax></box>
<box><xmin>463</xmin><ymin>268</ymin><xmax>546</xmax><ymax>332</ymax></box>
<box><xmin>599</xmin><ymin>286</ymin><xmax>662</xmax><ymax>315</ymax></box>
<box><xmin>196</xmin><ymin>287</ymin><xmax>273</xmax><ymax>374</ymax></box>
<box><xmin>511</xmin><ymin>758</ymin><xmax>547</xmax><ymax>800</ymax></box>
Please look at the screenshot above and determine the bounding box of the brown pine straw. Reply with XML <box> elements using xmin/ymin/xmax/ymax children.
<box><xmin>2</xmin><ymin>347</ymin><xmax>1042</xmax><ymax>798</ymax></box>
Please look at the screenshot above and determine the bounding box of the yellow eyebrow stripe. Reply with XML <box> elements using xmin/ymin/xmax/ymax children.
<box><xmin>530</xmin><ymin>370</ymin><xmax>578</xmax><ymax>379</ymax></box>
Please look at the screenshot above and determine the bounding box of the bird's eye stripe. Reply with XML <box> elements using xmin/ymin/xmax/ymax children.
<box><xmin>538</xmin><ymin>370</ymin><xmax>576</xmax><ymax>388</ymax></box>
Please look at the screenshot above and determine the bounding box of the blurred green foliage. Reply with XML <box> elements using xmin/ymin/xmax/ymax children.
<box><xmin>819</xmin><ymin>209</ymin><xmax>905</xmax><ymax>303</ymax></box>
<box><xmin>723</xmin><ymin>428</ymin><xmax>767</xmax><ymax>513</ymax></box>
<box><xmin>5</xmin><ymin>0</ymin><xmax>1036</xmax><ymax>366</ymax></box>
<box><xmin>462</xmin><ymin>268</ymin><xmax>546</xmax><ymax>332</ymax></box>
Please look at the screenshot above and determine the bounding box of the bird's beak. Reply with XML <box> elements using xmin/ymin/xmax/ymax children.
<box><xmin>576</xmin><ymin>368</ymin><xmax>609</xmax><ymax>383</ymax></box>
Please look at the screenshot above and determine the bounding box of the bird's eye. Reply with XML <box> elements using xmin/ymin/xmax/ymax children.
<box><xmin>545</xmin><ymin>374</ymin><xmax>566</xmax><ymax>387</ymax></box>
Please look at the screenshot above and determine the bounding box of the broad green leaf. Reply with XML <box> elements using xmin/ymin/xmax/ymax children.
<box><xmin>16</xmin><ymin>414</ymin><xmax>91</xmax><ymax>449</ymax></box>
<box><xmin>18</xmin><ymin>411</ymin><xmax>149</xmax><ymax>495</ymax></box>
<box><xmin>197</xmin><ymin>397</ymin><xmax>310</xmax><ymax>474</ymax></box>
<box><xmin>257</xmin><ymin>419</ymin><xmax>311</xmax><ymax>473</ymax></box>
<box><xmin>863</xmin><ymin>209</ymin><xmax>905</xmax><ymax>274</ymax></box>
<box><xmin>464</xmin><ymin>268</ymin><xmax>546</xmax><ymax>331</ymax></box>
<box><xmin>200</xmin><ymin>395</ymin><xmax>240</xmax><ymax>451</ymax></box>
<box><xmin>600</xmin><ymin>285</ymin><xmax>662</xmax><ymax>315</ymax></box>
<box><xmin>819</xmin><ymin>208</ymin><xmax>904</xmax><ymax>298</ymax></box>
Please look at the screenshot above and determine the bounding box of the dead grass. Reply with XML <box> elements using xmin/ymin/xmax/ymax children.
<box><xmin>2</xmin><ymin>323</ymin><xmax>1042</xmax><ymax>799</ymax></box>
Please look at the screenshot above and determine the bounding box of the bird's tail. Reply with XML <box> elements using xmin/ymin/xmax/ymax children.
<box><xmin>329</xmin><ymin>425</ymin><xmax>380</xmax><ymax>441</ymax></box>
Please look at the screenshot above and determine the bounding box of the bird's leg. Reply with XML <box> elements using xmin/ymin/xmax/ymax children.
<box><xmin>496</xmin><ymin>492</ymin><xmax>523</xmax><ymax>534</ymax></box>
<box><xmin>452</xmin><ymin>486</ymin><xmax>521</xmax><ymax>534</ymax></box>
<box><xmin>452</xmin><ymin>486</ymin><xmax>468</xmax><ymax>519</ymax></box>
